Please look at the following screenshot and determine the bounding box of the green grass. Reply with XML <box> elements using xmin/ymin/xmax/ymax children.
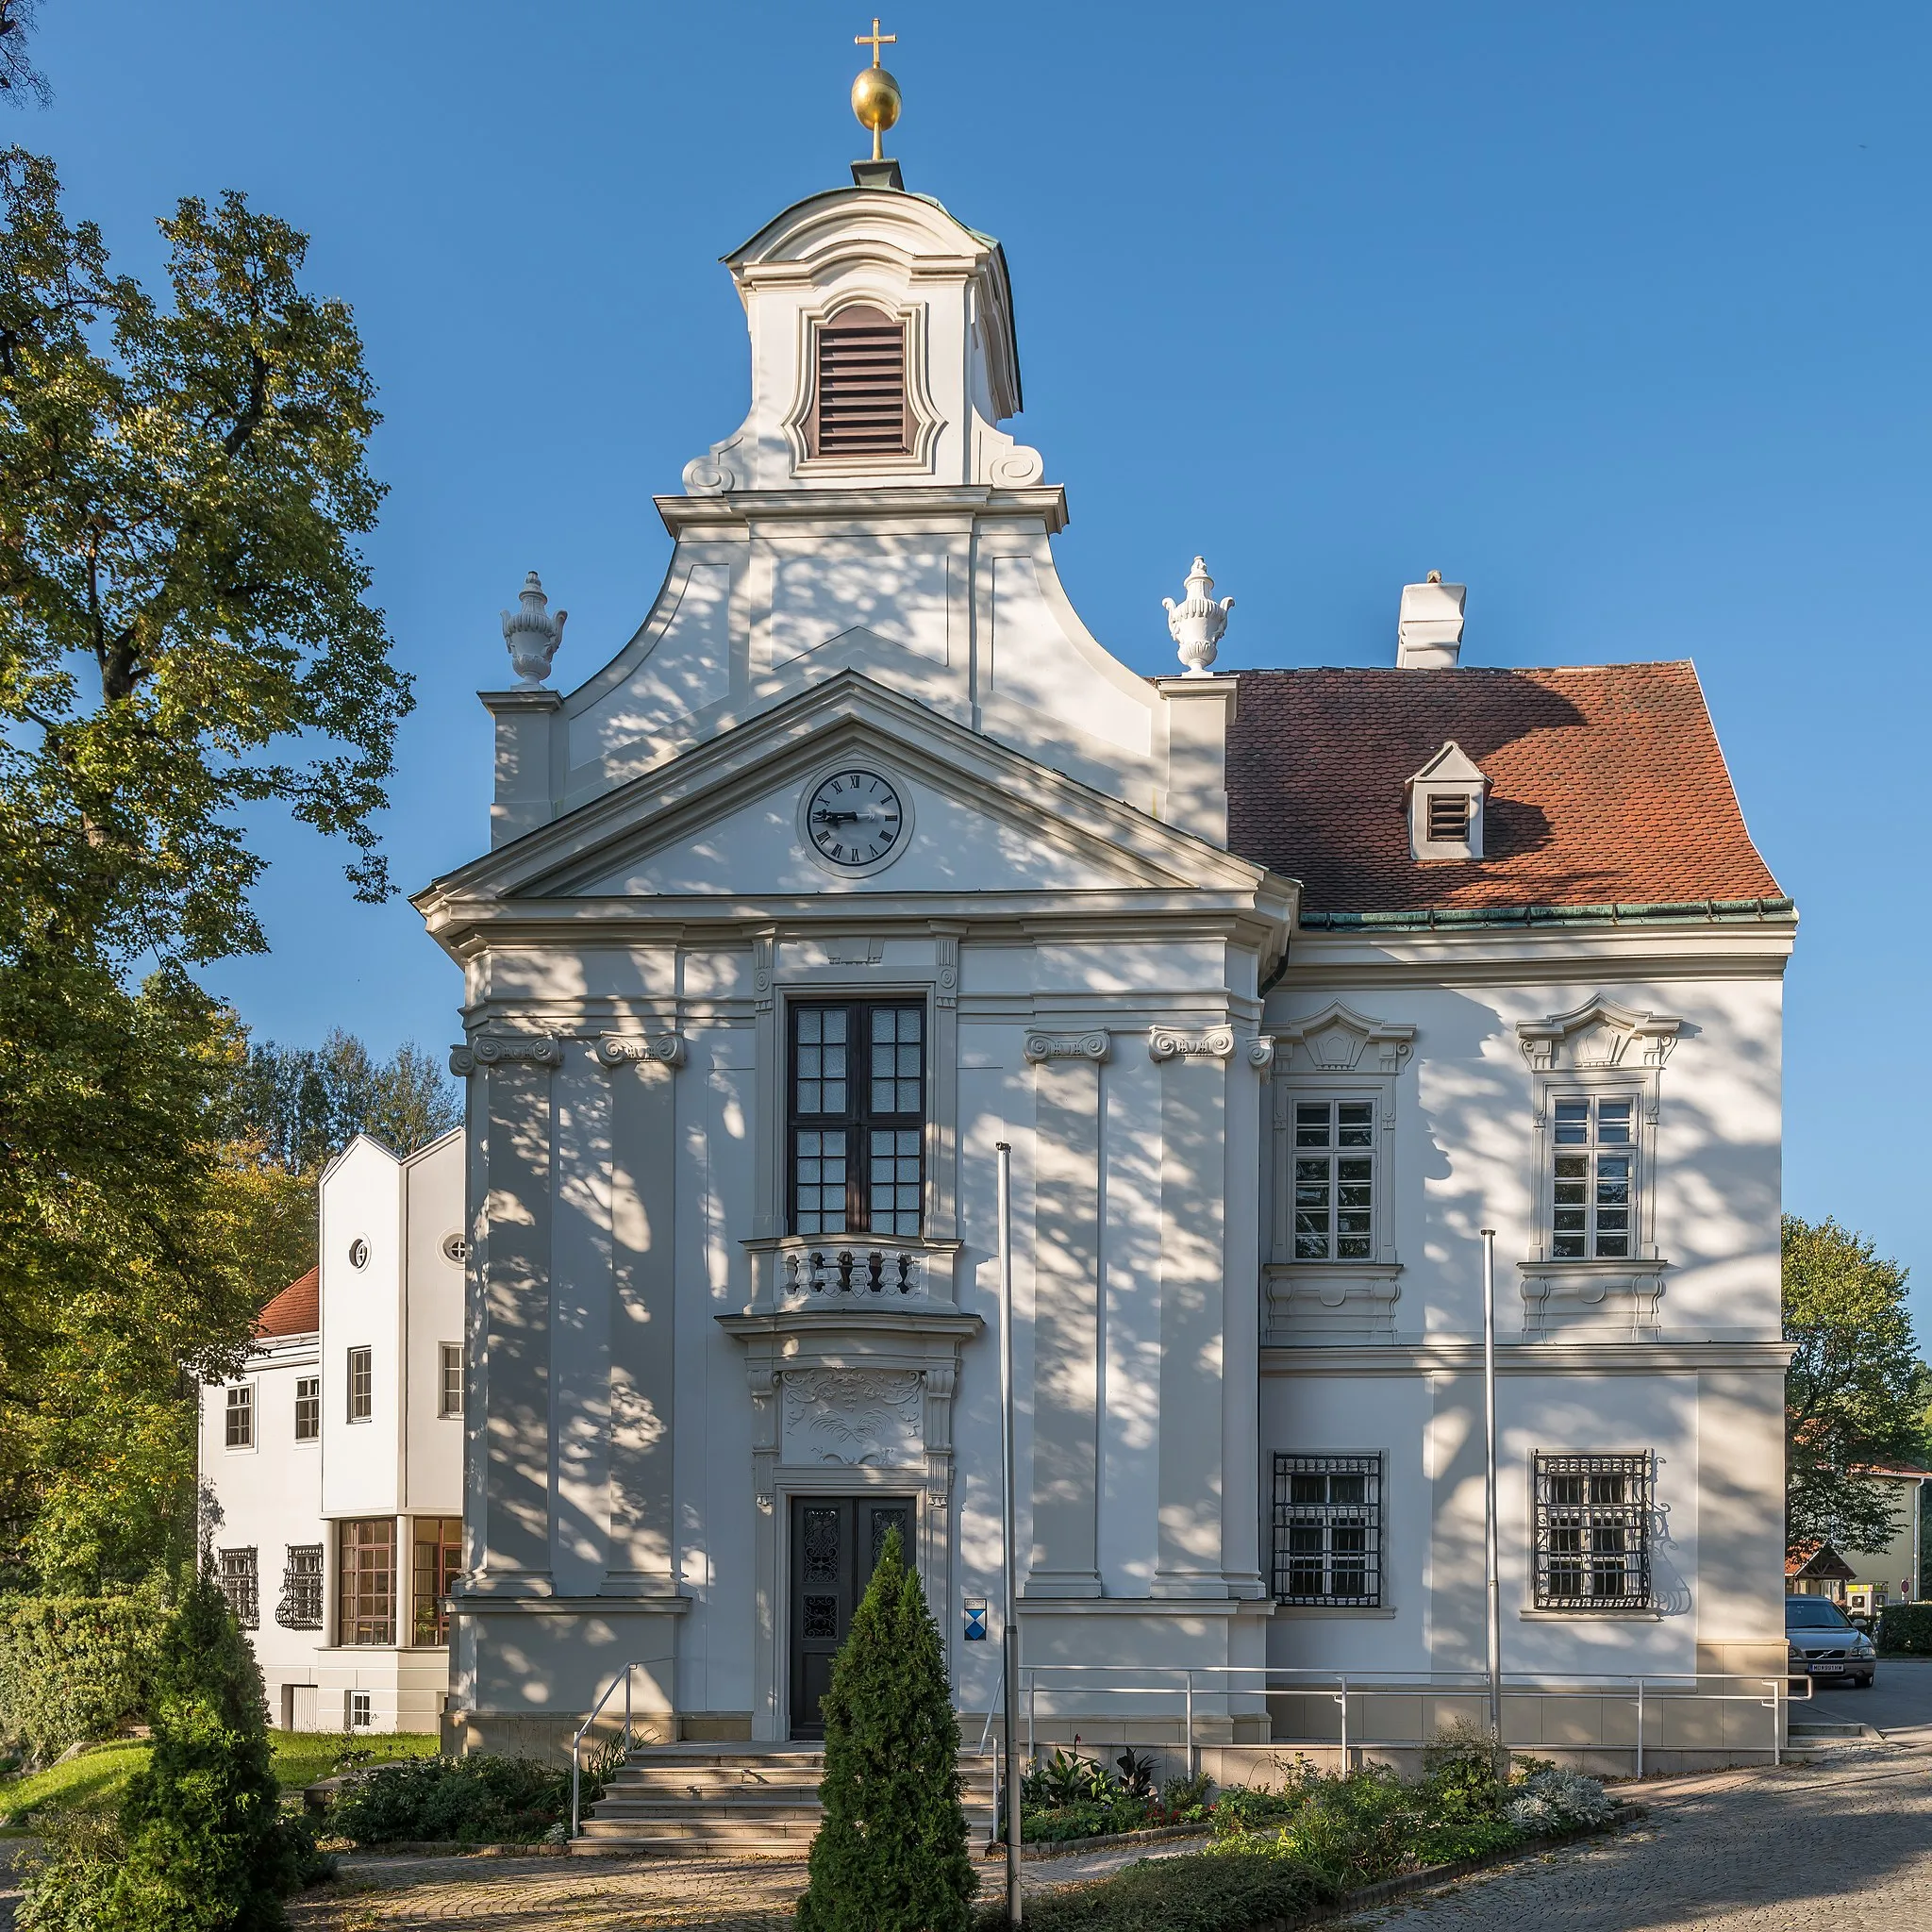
<box><xmin>0</xmin><ymin>1731</ymin><xmax>441</xmax><ymax>1826</ymax></box>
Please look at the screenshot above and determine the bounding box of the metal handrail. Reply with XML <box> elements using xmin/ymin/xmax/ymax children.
<box><xmin>1004</xmin><ymin>1664</ymin><xmax>1811</xmax><ymax>1776</ymax></box>
<box><xmin>568</xmin><ymin>1660</ymin><xmax>644</xmax><ymax>1840</ymax></box>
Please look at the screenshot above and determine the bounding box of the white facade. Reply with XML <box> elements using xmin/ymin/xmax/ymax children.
<box><xmin>417</xmin><ymin>165</ymin><xmax>1794</xmax><ymax>1763</ymax></box>
<box><xmin>200</xmin><ymin>1130</ymin><xmax>466</xmax><ymax>1732</ymax></box>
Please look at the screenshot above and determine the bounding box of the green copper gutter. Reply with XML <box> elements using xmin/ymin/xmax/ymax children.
<box><xmin>1298</xmin><ymin>896</ymin><xmax>1795</xmax><ymax>934</ymax></box>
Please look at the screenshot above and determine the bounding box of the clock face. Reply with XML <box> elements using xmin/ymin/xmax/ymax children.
<box><xmin>806</xmin><ymin>768</ymin><xmax>904</xmax><ymax>870</ymax></box>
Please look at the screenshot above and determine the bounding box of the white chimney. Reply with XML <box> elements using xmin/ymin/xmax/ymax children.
<box><xmin>1396</xmin><ymin>573</ymin><xmax>1466</xmax><ymax>669</ymax></box>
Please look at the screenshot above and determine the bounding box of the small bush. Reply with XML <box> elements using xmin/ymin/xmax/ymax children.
<box><xmin>972</xmin><ymin>1850</ymin><xmax>1329</xmax><ymax>1932</ymax></box>
<box><xmin>1158</xmin><ymin>1770</ymin><xmax>1213</xmax><ymax>1820</ymax></box>
<box><xmin>329</xmin><ymin>1755</ymin><xmax>576</xmax><ymax>1845</ymax></box>
<box><xmin>16</xmin><ymin>1807</ymin><xmax>125</xmax><ymax>1932</ymax></box>
<box><xmin>1876</xmin><ymin>1602</ymin><xmax>1932</xmax><ymax>1656</ymax></box>
<box><xmin>1505</xmin><ymin>1764</ymin><xmax>1613</xmax><ymax>1835</ymax></box>
<box><xmin>1022</xmin><ymin>1795</ymin><xmax>1154</xmax><ymax>1842</ymax></box>
<box><xmin>0</xmin><ymin>1587</ymin><xmax>166</xmax><ymax>1761</ymax></box>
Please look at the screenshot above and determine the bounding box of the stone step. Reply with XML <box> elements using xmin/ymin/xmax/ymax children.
<box><xmin>1789</xmin><ymin>1720</ymin><xmax>1881</xmax><ymax>1740</ymax></box>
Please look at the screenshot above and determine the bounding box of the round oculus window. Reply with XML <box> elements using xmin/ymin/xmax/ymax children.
<box><xmin>441</xmin><ymin>1230</ymin><xmax>467</xmax><ymax>1266</ymax></box>
<box><xmin>347</xmin><ymin>1238</ymin><xmax>370</xmax><ymax>1271</ymax></box>
<box><xmin>804</xmin><ymin>768</ymin><xmax>905</xmax><ymax>871</ymax></box>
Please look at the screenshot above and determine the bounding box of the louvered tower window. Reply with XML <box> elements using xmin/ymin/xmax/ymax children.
<box><xmin>811</xmin><ymin>306</ymin><xmax>908</xmax><ymax>457</ymax></box>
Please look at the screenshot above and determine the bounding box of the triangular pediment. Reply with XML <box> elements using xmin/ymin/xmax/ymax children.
<box><xmin>424</xmin><ymin>671</ymin><xmax>1276</xmax><ymax>911</ymax></box>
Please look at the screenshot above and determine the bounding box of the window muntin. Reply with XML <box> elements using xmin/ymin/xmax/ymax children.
<box><xmin>216</xmin><ymin>1546</ymin><xmax>259</xmax><ymax>1628</ymax></box>
<box><xmin>1292</xmin><ymin>1102</ymin><xmax>1375</xmax><ymax>1260</ymax></box>
<box><xmin>346</xmin><ymin>1346</ymin><xmax>373</xmax><ymax>1422</ymax></box>
<box><xmin>411</xmin><ymin>1516</ymin><xmax>463</xmax><ymax>1645</ymax></box>
<box><xmin>276</xmin><ymin>1544</ymin><xmax>324</xmax><ymax>1629</ymax></box>
<box><xmin>1272</xmin><ymin>1455</ymin><xmax>1382</xmax><ymax>1607</ymax></box>
<box><xmin>349</xmin><ymin>1690</ymin><xmax>373</xmax><ymax>1728</ymax></box>
<box><xmin>790</xmin><ymin>1001</ymin><xmax>924</xmax><ymax>1238</ymax></box>
<box><xmin>224</xmin><ymin>1384</ymin><xmax>254</xmax><ymax>1449</ymax></box>
<box><xmin>1552</xmin><ymin>1097</ymin><xmax>1634</xmax><ymax>1258</ymax></box>
<box><xmin>293</xmin><ymin>1375</ymin><xmax>320</xmax><ymax>1442</ymax></box>
<box><xmin>338</xmin><ymin>1518</ymin><xmax>396</xmax><ymax>1644</ymax></box>
<box><xmin>1533</xmin><ymin>1453</ymin><xmax>1652</xmax><ymax>1610</ymax></box>
<box><xmin>439</xmin><ymin>1344</ymin><xmax>462</xmax><ymax>1420</ymax></box>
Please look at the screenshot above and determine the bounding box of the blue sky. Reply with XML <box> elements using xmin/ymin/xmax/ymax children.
<box><xmin>39</xmin><ymin>4</ymin><xmax>1932</xmax><ymax>1333</ymax></box>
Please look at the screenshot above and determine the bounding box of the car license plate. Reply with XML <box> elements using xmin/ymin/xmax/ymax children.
<box><xmin>1807</xmin><ymin>1661</ymin><xmax>1840</xmax><ymax>1673</ymax></box>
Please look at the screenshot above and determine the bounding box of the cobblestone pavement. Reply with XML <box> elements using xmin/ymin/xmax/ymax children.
<box><xmin>1354</xmin><ymin>1746</ymin><xmax>1932</xmax><ymax>1932</ymax></box>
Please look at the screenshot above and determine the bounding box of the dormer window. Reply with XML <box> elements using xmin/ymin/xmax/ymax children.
<box><xmin>809</xmin><ymin>305</ymin><xmax>908</xmax><ymax>458</ymax></box>
<box><xmin>1407</xmin><ymin>741</ymin><xmax>1487</xmax><ymax>860</ymax></box>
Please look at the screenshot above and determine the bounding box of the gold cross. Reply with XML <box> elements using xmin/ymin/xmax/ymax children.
<box><xmin>856</xmin><ymin>17</ymin><xmax>895</xmax><ymax>67</ymax></box>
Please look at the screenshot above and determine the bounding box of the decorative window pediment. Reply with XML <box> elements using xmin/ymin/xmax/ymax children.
<box><xmin>1517</xmin><ymin>997</ymin><xmax>1681</xmax><ymax>1073</ymax></box>
<box><xmin>1274</xmin><ymin>1002</ymin><xmax>1416</xmax><ymax>1076</ymax></box>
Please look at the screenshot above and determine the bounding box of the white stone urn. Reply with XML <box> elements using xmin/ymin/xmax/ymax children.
<box><xmin>1162</xmin><ymin>557</ymin><xmax>1233</xmax><ymax>675</ymax></box>
<box><xmin>501</xmin><ymin>571</ymin><xmax>568</xmax><ymax>688</ymax></box>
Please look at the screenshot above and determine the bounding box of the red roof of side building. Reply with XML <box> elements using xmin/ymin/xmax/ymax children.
<box><xmin>257</xmin><ymin>1266</ymin><xmax>319</xmax><ymax>1339</ymax></box>
<box><xmin>1225</xmin><ymin>663</ymin><xmax>1783</xmax><ymax>917</ymax></box>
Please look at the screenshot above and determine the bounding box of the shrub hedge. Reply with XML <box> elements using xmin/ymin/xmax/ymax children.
<box><xmin>972</xmin><ymin>1851</ymin><xmax>1328</xmax><ymax>1932</ymax></box>
<box><xmin>1875</xmin><ymin>1603</ymin><xmax>1932</xmax><ymax>1656</ymax></box>
<box><xmin>329</xmin><ymin>1755</ymin><xmax>577</xmax><ymax>1845</ymax></box>
<box><xmin>0</xmin><ymin>1588</ymin><xmax>165</xmax><ymax>1761</ymax></box>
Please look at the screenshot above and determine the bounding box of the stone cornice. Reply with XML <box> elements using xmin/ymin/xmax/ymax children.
<box><xmin>1259</xmin><ymin>1340</ymin><xmax>1793</xmax><ymax>1374</ymax></box>
<box><xmin>654</xmin><ymin>484</ymin><xmax>1069</xmax><ymax>539</ymax></box>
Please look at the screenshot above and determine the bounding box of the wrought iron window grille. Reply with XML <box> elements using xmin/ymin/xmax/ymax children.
<box><xmin>1533</xmin><ymin>1452</ymin><xmax>1654</xmax><ymax>1610</ymax></box>
<box><xmin>1272</xmin><ymin>1454</ymin><xmax>1382</xmax><ymax>1607</ymax></box>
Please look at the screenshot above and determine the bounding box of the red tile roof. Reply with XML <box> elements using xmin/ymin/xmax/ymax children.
<box><xmin>258</xmin><ymin>1266</ymin><xmax>319</xmax><ymax>1339</ymax></box>
<box><xmin>1226</xmin><ymin>664</ymin><xmax>1782</xmax><ymax>916</ymax></box>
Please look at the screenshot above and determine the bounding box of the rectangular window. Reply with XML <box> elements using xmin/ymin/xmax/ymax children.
<box><xmin>293</xmin><ymin>1376</ymin><xmax>320</xmax><ymax>1443</ymax></box>
<box><xmin>1272</xmin><ymin>1455</ymin><xmax>1382</xmax><ymax>1607</ymax></box>
<box><xmin>337</xmin><ymin>1518</ymin><xmax>396</xmax><ymax>1644</ymax></box>
<box><xmin>216</xmin><ymin>1546</ymin><xmax>259</xmax><ymax>1628</ymax></box>
<box><xmin>276</xmin><ymin>1544</ymin><xmax>324</xmax><ymax>1630</ymax></box>
<box><xmin>1552</xmin><ymin>1097</ymin><xmax>1635</xmax><ymax>1258</ymax></box>
<box><xmin>1427</xmin><ymin>792</ymin><xmax>1470</xmax><ymax>841</ymax></box>
<box><xmin>411</xmin><ymin>1517</ymin><xmax>464</xmax><ymax>1645</ymax></box>
<box><xmin>789</xmin><ymin>1001</ymin><xmax>924</xmax><ymax>1238</ymax></box>
<box><xmin>349</xmin><ymin>1690</ymin><xmax>373</xmax><ymax>1728</ymax></box>
<box><xmin>1534</xmin><ymin>1453</ymin><xmax>1653</xmax><ymax>1609</ymax></box>
<box><xmin>1292</xmin><ymin>1102</ymin><xmax>1375</xmax><ymax>1260</ymax></box>
<box><xmin>224</xmin><ymin>1384</ymin><xmax>254</xmax><ymax>1449</ymax></box>
<box><xmin>346</xmin><ymin>1346</ymin><xmax>373</xmax><ymax>1422</ymax></box>
<box><xmin>440</xmin><ymin>1344</ymin><xmax>462</xmax><ymax>1420</ymax></box>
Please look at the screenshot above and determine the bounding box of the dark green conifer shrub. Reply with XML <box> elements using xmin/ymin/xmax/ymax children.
<box><xmin>796</xmin><ymin>1527</ymin><xmax>976</xmax><ymax>1932</ymax></box>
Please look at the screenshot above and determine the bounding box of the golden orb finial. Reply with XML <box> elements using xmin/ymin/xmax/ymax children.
<box><xmin>852</xmin><ymin>17</ymin><xmax>901</xmax><ymax>163</ymax></box>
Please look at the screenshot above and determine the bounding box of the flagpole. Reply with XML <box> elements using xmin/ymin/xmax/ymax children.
<box><xmin>996</xmin><ymin>1142</ymin><xmax>1022</xmax><ymax>1926</ymax></box>
<box><xmin>1482</xmin><ymin>1226</ymin><xmax>1503</xmax><ymax>1769</ymax></box>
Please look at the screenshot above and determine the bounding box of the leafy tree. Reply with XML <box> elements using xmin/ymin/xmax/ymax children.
<box><xmin>0</xmin><ymin>150</ymin><xmax>406</xmax><ymax>1586</ymax></box>
<box><xmin>232</xmin><ymin>1029</ymin><xmax>461</xmax><ymax>1175</ymax></box>
<box><xmin>1784</xmin><ymin>1214</ymin><xmax>1932</xmax><ymax>1553</ymax></box>
<box><xmin>797</xmin><ymin>1527</ymin><xmax>974</xmax><ymax>1932</ymax></box>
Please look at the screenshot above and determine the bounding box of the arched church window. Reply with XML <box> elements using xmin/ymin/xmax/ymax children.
<box><xmin>809</xmin><ymin>305</ymin><xmax>908</xmax><ymax>458</ymax></box>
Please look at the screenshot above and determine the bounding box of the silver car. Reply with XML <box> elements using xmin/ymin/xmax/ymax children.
<box><xmin>1786</xmin><ymin>1595</ymin><xmax>1875</xmax><ymax>1687</ymax></box>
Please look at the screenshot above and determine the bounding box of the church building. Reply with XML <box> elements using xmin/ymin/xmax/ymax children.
<box><xmin>415</xmin><ymin>103</ymin><xmax>1794</xmax><ymax>1764</ymax></box>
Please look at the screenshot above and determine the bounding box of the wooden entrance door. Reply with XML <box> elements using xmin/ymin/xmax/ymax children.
<box><xmin>790</xmin><ymin>1495</ymin><xmax>917</xmax><ymax>1740</ymax></box>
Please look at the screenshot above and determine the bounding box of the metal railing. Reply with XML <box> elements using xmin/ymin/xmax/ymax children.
<box><xmin>1008</xmin><ymin>1664</ymin><xmax>1811</xmax><ymax>1781</ymax></box>
<box><xmin>569</xmin><ymin>1660</ymin><xmax>646</xmax><ymax>1840</ymax></box>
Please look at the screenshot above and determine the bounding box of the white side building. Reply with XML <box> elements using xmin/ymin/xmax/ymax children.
<box><xmin>199</xmin><ymin>1130</ymin><xmax>467</xmax><ymax>1733</ymax></box>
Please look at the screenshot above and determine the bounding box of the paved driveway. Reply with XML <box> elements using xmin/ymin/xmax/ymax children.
<box><xmin>1807</xmin><ymin>1654</ymin><xmax>1932</xmax><ymax>1741</ymax></box>
<box><xmin>1357</xmin><ymin>1747</ymin><xmax>1932</xmax><ymax>1931</ymax></box>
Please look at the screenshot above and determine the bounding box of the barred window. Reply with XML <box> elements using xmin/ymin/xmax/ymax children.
<box><xmin>346</xmin><ymin>1346</ymin><xmax>373</xmax><ymax>1423</ymax></box>
<box><xmin>790</xmin><ymin>1002</ymin><xmax>924</xmax><ymax>1238</ymax></box>
<box><xmin>1272</xmin><ymin>1455</ymin><xmax>1382</xmax><ymax>1607</ymax></box>
<box><xmin>1293</xmin><ymin>1102</ymin><xmax>1375</xmax><ymax>1260</ymax></box>
<box><xmin>1552</xmin><ymin>1097</ymin><xmax>1635</xmax><ymax>1258</ymax></box>
<box><xmin>224</xmin><ymin>1384</ymin><xmax>254</xmax><ymax>1449</ymax></box>
<box><xmin>217</xmin><ymin>1546</ymin><xmax>259</xmax><ymax>1628</ymax></box>
<box><xmin>1534</xmin><ymin>1453</ymin><xmax>1653</xmax><ymax>1610</ymax></box>
<box><xmin>338</xmin><ymin>1518</ymin><xmax>396</xmax><ymax>1645</ymax></box>
<box><xmin>293</xmin><ymin>1375</ymin><xmax>320</xmax><ymax>1442</ymax></box>
<box><xmin>276</xmin><ymin>1544</ymin><xmax>325</xmax><ymax>1629</ymax></box>
<box><xmin>440</xmin><ymin>1343</ymin><xmax>462</xmax><ymax>1420</ymax></box>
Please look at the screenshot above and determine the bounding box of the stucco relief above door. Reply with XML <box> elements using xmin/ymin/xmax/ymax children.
<box><xmin>780</xmin><ymin>1368</ymin><xmax>924</xmax><ymax>1467</ymax></box>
